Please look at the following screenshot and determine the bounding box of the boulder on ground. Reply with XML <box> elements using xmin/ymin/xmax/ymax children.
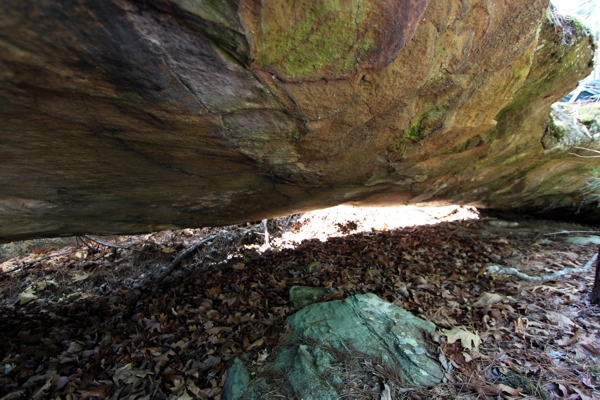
<box><xmin>223</xmin><ymin>294</ymin><xmax>442</xmax><ymax>399</ymax></box>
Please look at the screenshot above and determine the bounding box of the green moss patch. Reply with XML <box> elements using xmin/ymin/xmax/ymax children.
<box><xmin>579</xmin><ymin>103</ymin><xmax>600</xmax><ymax>135</ymax></box>
<box><xmin>547</xmin><ymin>112</ymin><xmax>568</xmax><ymax>141</ymax></box>
<box><xmin>257</xmin><ymin>0</ymin><xmax>377</xmax><ymax>80</ymax></box>
<box><xmin>405</xmin><ymin>106</ymin><xmax>446</xmax><ymax>142</ymax></box>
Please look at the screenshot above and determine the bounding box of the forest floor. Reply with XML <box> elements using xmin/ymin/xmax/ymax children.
<box><xmin>0</xmin><ymin>205</ymin><xmax>599</xmax><ymax>400</ymax></box>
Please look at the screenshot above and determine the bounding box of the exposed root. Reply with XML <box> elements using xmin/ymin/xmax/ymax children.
<box><xmin>487</xmin><ymin>253</ymin><xmax>598</xmax><ymax>281</ymax></box>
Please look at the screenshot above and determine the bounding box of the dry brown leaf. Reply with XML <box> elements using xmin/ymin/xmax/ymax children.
<box><xmin>186</xmin><ymin>379</ymin><xmax>203</xmax><ymax>397</ymax></box>
<box><xmin>154</xmin><ymin>350</ymin><xmax>176</xmax><ymax>373</ymax></box>
<box><xmin>144</xmin><ymin>319</ymin><xmax>162</xmax><ymax>333</ymax></box>
<box><xmin>18</xmin><ymin>286</ymin><xmax>37</xmax><ymax>304</ymax></box>
<box><xmin>441</xmin><ymin>327</ymin><xmax>481</xmax><ymax>350</ymax></box>
<box><xmin>546</xmin><ymin>311</ymin><xmax>575</xmax><ymax>328</ymax></box>
<box><xmin>206</xmin><ymin>326</ymin><xmax>232</xmax><ymax>335</ymax></box>
<box><xmin>113</xmin><ymin>363</ymin><xmax>151</xmax><ymax>385</ymax></box>
<box><xmin>514</xmin><ymin>316</ymin><xmax>528</xmax><ymax>333</ymax></box>
<box><xmin>79</xmin><ymin>386</ymin><xmax>110</xmax><ymax>400</ymax></box>
<box><xmin>463</xmin><ymin>383</ymin><xmax>522</xmax><ymax>396</ymax></box>
<box><xmin>380</xmin><ymin>383</ymin><xmax>392</xmax><ymax>400</ymax></box>
<box><xmin>557</xmin><ymin>383</ymin><xmax>569</xmax><ymax>397</ymax></box>
<box><xmin>557</xmin><ymin>328</ymin><xmax>579</xmax><ymax>347</ymax></box>
<box><xmin>472</xmin><ymin>292</ymin><xmax>503</xmax><ymax>308</ymax></box>
<box><xmin>31</xmin><ymin>376</ymin><xmax>53</xmax><ymax>400</ymax></box>
<box><xmin>232</xmin><ymin>263</ymin><xmax>246</xmax><ymax>270</ymax></box>
<box><xmin>581</xmin><ymin>343</ymin><xmax>600</xmax><ymax>356</ymax></box>
<box><xmin>572</xmin><ymin>387</ymin><xmax>593</xmax><ymax>400</ymax></box>
<box><xmin>71</xmin><ymin>271</ymin><xmax>90</xmax><ymax>282</ymax></box>
<box><xmin>256</xmin><ymin>350</ymin><xmax>269</xmax><ymax>363</ymax></box>
<box><xmin>246</xmin><ymin>338</ymin><xmax>264</xmax><ymax>351</ymax></box>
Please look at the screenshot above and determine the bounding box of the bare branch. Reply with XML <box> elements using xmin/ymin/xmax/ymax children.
<box><xmin>574</xmin><ymin>146</ymin><xmax>600</xmax><ymax>154</ymax></box>
<box><xmin>157</xmin><ymin>235</ymin><xmax>216</xmax><ymax>282</ymax></box>
<box><xmin>0</xmin><ymin>250</ymin><xmax>73</xmax><ymax>276</ymax></box>
<box><xmin>567</xmin><ymin>153</ymin><xmax>600</xmax><ymax>158</ymax></box>
<box><xmin>82</xmin><ymin>235</ymin><xmax>135</xmax><ymax>251</ymax></box>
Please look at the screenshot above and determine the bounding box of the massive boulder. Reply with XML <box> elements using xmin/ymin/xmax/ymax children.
<box><xmin>0</xmin><ymin>0</ymin><xmax>595</xmax><ymax>241</ymax></box>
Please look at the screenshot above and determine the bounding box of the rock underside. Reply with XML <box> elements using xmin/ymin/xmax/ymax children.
<box><xmin>0</xmin><ymin>0</ymin><xmax>597</xmax><ymax>241</ymax></box>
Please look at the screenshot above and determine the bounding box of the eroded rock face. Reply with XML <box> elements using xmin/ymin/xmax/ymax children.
<box><xmin>0</xmin><ymin>0</ymin><xmax>595</xmax><ymax>241</ymax></box>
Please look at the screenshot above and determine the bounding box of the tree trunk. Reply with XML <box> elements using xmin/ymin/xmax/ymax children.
<box><xmin>591</xmin><ymin>245</ymin><xmax>600</xmax><ymax>305</ymax></box>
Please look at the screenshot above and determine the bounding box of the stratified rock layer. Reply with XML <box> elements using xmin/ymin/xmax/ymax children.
<box><xmin>0</xmin><ymin>0</ymin><xmax>595</xmax><ymax>241</ymax></box>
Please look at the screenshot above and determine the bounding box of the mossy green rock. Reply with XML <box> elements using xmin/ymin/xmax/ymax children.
<box><xmin>222</xmin><ymin>358</ymin><xmax>251</xmax><ymax>400</ymax></box>
<box><xmin>287</xmin><ymin>293</ymin><xmax>443</xmax><ymax>386</ymax></box>
<box><xmin>222</xmin><ymin>294</ymin><xmax>442</xmax><ymax>399</ymax></box>
<box><xmin>289</xmin><ymin>286</ymin><xmax>329</xmax><ymax>309</ymax></box>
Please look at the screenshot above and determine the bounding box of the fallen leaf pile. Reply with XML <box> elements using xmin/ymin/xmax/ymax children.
<box><xmin>0</xmin><ymin>213</ymin><xmax>599</xmax><ymax>399</ymax></box>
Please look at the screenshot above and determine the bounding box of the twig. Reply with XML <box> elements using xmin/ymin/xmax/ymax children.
<box><xmin>0</xmin><ymin>250</ymin><xmax>73</xmax><ymax>276</ymax></box>
<box><xmin>567</xmin><ymin>153</ymin><xmax>600</xmax><ymax>158</ymax></box>
<box><xmin>82</xmin><ymin>235</ymin><xmax>134</xmax><ymax>250</ymax></box>
<box><xmin>487</xmin><ymin>253</ymin><xmax>598</xmax><ymax>281</ymax></box>
<box><xmin>569</xmin><ymin>147</ymin><xmax>600</xmax><ymax>158</ymax></box>
<box><xmin>77</xmin><ymin>236</ymin><xmax>98</xmax><ymax>253</ymax></box>
<box><xmin>157</xmin><ymin>235</ymin><xmax>216</xmax><ymax>282</ymax></box>
<box><xmin>591</xmin><ymin>245</ymin><xmax>600</xmax><ymax>304</ymax></box>
<box><xmin>574</xmin><ymin>146</ymin><xmax>600</xmax><ymax>154</ymax></box>
<box><xmin>199</xmin><ymin>257</ymin><xmax>244</xmax><ymax>274</ymax></box>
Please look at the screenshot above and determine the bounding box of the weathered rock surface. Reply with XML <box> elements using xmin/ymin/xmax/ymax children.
<box><xmin>0</xmin><ymin>0</ymin><xmax>596</xmax><ymax>241</ymax></box>
<box><xmin>222</xmin><ymin>294</ymin><xmax>442</xmax><ymax>399</ymax></box>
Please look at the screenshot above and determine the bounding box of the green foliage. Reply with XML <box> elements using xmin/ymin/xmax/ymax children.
<box><xmin>573</xmin><ymin>0</ymin><xmax>600</xmax><ymax>35</ymax></box>
<box><xmin>566</xmin><ymin>15</ymin><xmax>593</xmax><ymax>38</ymax></box>
<box><xmin>587</xmin><ymin>363</ymin><xmax>600</xmax><ymax>380</ymax></box>
<box><xmin>502</xmin><ymin>371</ymin><xmax>546</xmax><ymax>399</ymax></box>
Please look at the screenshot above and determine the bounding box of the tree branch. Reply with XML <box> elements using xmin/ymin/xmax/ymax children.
<box><xmin>0</xmin><ymin>250</ymin><xmax>73</xmax><ymax>276</ymax></box>
<box><xmin>157</xmin><ymin>235</ymin><xmax>216</xmax><ymax>282</ymax></box>
<box><xmin>82</xmin><ymin>235</ymin><xmax>135</xmax><ymax>250</ymax></box>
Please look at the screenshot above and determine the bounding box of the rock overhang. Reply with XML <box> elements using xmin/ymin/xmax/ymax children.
<box><xmin>0</xmin><ymin>0</ymin><xmax>596</xmax><ymax>242</ymax></box>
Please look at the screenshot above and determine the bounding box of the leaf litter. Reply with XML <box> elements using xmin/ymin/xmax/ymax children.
<box><xmin>0</xmin><ymin>205</ymin><xmax>599</xmax><ymax>399</ymax></box>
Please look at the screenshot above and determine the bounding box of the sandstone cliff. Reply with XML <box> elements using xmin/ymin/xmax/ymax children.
<box><xmin>0</xmin><ymin>0</ymin><xmax>595</xmax><ymax>241</ymax></box>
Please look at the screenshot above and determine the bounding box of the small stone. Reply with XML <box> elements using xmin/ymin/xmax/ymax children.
<box><xmin>289</xmin><ymin>286</ymin><xmax>329</xmax><ymax>309</ymax></box>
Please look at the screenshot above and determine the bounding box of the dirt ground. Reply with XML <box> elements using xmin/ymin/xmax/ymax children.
<box><xmin>0</xmin><ymin>205</ymin><xmax>599</xmax><ymax>399</ymax></box>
